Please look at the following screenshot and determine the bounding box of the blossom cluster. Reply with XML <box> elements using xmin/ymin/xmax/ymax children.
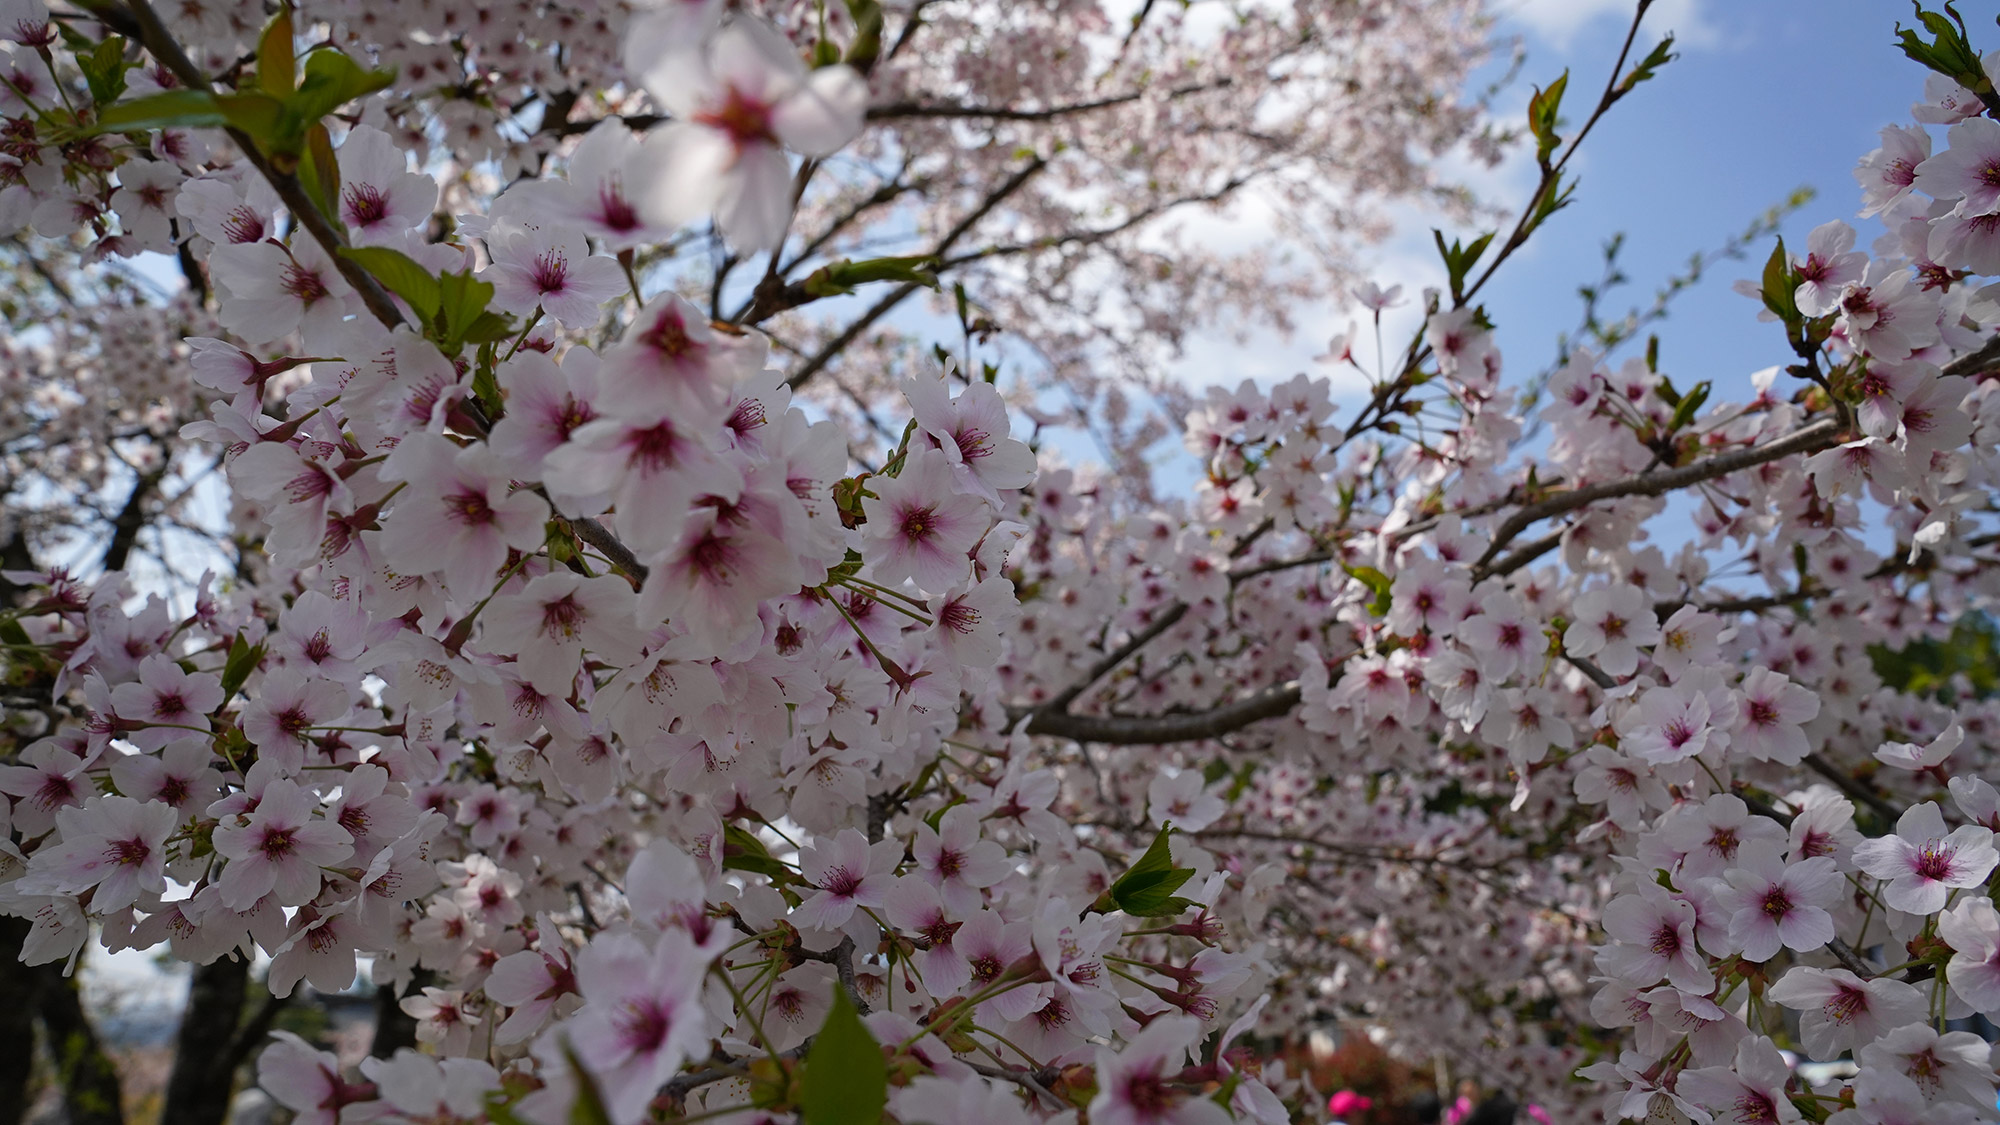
<box><xmin>4</xmin><ymin>0</ymin><xmax>2000</xmax><ymax>1123</ymax></box>
<box><xmin>0</xmin><ymin>2</ymin><xmax>1315</xmax><ymax>1122</ymax></box>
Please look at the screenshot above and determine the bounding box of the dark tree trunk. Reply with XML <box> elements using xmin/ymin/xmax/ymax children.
<box><xmin>159</xmin><ymin>957</ymin><xmax>249</xmax><ymax>1125</ymax></box>
<box><xmin>30</xmin><ymin>950</ymin><xmax>126</xmax><ymax>1125</ymax></box>
<box><xmin>368</xmin><ymin>970</ymin><xmax>430</xmax><ymax>1058</ymax></box>
<box><xmin>100</xmin><ymin>466</ymin><xmax>164</xmax><ymax>574</ymax></box>
<box><xmin>0</xmin><ymin>918</ymin><xmax>39</xmax><ymax>1125</ymax></box>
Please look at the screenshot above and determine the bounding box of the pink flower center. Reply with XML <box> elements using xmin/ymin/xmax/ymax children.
<box><xmin>645</xmin><ymin>307</ymin><xmax>697</xmax><ymax>359</ymax></box>
<box><xmin>343</xmin><ymin>182</ymin><xmax>390</xmax><ymax>226</ymax></box>
<box><xmin>1826</xmin><ymin>984</ymin><xmax>1868</xmax><ymax>1025</ymax></box>
<box><xmin>900</xmin><ymin>506</ymin><xmax>938</xmax><ymax>544</ymax></box>
<box><xmin>259</xmin><ymin>825</ymin><xmax>298</xmax><ymax>861</ymax></box>
<box><xmin>821</xmin><ymin>865</ymin><xmax>862</xmax><ymax>898</ymax></box>
<box><xmin>626</xmin><ymin>422</ymin><xmax>686</xmax><ymax>474</ymax></box>
<box><xmin>1730</xmin><ymin>1090</ymin><xmax>1779</xmax><ymax>1124</ymax></box>
<box><xmin>954</xmin><ymin>425</ymin><xmax>992</xmax><ymax>460</ymax></box>
<box><xmin>1913</xmin><ymin>841</ymin><xmax>1958</xmax><ymax>882</ymax></box>
<box><xmin>531</xmin><ymin>248</ymin><xmax>568</xmax><ymax>294</ymax></box>
<box><xmin>939</xmin><ymin>598</ymin><xmax>980</xmax><ymax>635</ymax></box>
<box><xmin>223</xmin><ymin>205</ymin><xmax>265</xmax><ymax>243</ymax></box>
<box><xmin>443</xmin><ymin>487</ymin><xmax>496</xmax><ymax>527</ymax></box>
<box><xmin>282</xmin><ymin>262</ymin><xmax>330</xmax><ymax>304</ymax></box>
<box><xmin>597</xmin><ymin>183</ymin><xmax>639</xmax><ymax>232</ymax></box>
<box><xmin>1758</xmin><ymin>886</ymin><xmax>1792</xmax><ymax>920</ymax></box>
<box><xmin>540</xmin><ymin>595</ymin><xmax>585</xmax><ymax>638</ymax></box>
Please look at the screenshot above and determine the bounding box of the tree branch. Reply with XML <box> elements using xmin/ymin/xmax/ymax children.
<box><xmin>1024</xmin><ymin>680</ymin><xmax>1301</xmax><ymax>745</ymax></box>
<box><xmin>1471</xmin><ymin>417</ymin><xmax>1844</xmax><ymax>573</ymax></box>
<box><xmin>120</xmin><ymin>0</ymin><xmax>407</xmax><ymax>330</ymax></box>
<box><xmin>783</xmin><ymin>156</ymin><xmax>1047</xmax><ymax>388</ymax></box>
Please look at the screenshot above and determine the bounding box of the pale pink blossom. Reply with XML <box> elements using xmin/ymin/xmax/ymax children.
<box><xmin>1851</xmin><ymin>801</ymin><xmax>1999</xmax><ymax>914</ymax></box>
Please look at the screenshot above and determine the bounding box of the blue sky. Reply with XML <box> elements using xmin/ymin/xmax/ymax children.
<box><xmin>1149</xmin><ymin>1</ymin><xmax>1932</xmax><ymax>420</ymax></box>
<box><xmin>1469</xmin><ymin>0</ymin><xmax>1921</xmax><ymax>399</ymax></box>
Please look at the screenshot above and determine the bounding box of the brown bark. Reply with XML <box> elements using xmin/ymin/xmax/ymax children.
<box><xmin>159</xmin><ymin>957</ymin><xmax>249</xmax><ymax>1125</ymax></box>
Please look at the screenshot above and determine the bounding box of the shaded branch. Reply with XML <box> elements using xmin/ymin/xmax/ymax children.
<box><xmin>784</xmin><ymin>156</ymin><xmax>1047</xmax><ymax>388</ymax></box>
<box><xmin>1471</xmin><ymin>417</ymin><xmax>1844</xmax><ymax>572</ymax></box>
<box><xmin>1024</xmin><ymin>680</ymin><xmax>1301</xmax><ymax>745</ymax></box>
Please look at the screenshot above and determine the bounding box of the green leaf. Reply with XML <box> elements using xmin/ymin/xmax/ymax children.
<box><xmin>220</xmin><ymin>634</ymin><xmax>264</xmax><ymax>699</ymax></box>
<box><xmin>1431</xmin><ymin>230</ymin><xmax>1495</xmax><ymax>304</ymax></box>
<box><xmin>1101</xmin><ymin>824</ymin><xmax>1198</xmax><ymax>918</ymax></box>
<box><xmin>338</xmin><ymin>246</ymin><xmax>442</xmax><ymax>322</ymax></box>
<box><xmin>1526</xmin><ymin>70</ymin><xmax>1567</xmax><ymax>169</ymax></box>
<box><xmin>460</xmin><ymin>310</ymin><xmax>516</xmax><ymax>346</ymax></box>
<box><xmin>801</xmin><ymin>987</ymin><xmax>886</xmax><ymax>1125</ymax></box>
<box><xmin>215</xmin><ymin>91</ymin><xmax>288</xmax><ymax>145</ymax></box>
<box><xmin>95</xmin><ymin>89</ymin><xmax>226</xmax><ymax>133</ymax></box>
<box><xmin>257</xmin><ymin>6</ymin><xmax>296</xmax><ymax>97</ymax></box>
<box><xmin>722</xmin><ymin>824</ymin><xmax>798</xmax><ymax>885</ymax></box>
<box><xmin>842</xmin><ymin>0</ymin><xmax>884</xmax><ymax>69</ymax></box>
<box><xmin>803</xmin><ymin>255</ymin><xmax>939</xmax><ymax>299</ymax></box>
<box><xmin>1895</xmin><ymin>4</ymin><xmax>1989</xmax><ymax>94</ymax></box>
<box><xmin>436</xmin><ymin>269</ymin><xmax>498</xmax><ymax>350</ymax></box>
<box><xmin>0</xmin><ymin>616</ymin><xmax>32</xmax><ymax>647</ymax></box>
<box><xmin>1616</xmin><ymin>35</ymin><xmax>1676</xmax><ymax>97</ymax></box>
<box><xmin>79</xmin><ymin>36</ymin><xmax>130</xmax><ymax>106</ymax></box>
<box><xmin>289</xmin><ymin>48</ymin><xmax>396</xmax><ymax>129</ymax></box>
<box><xmin>559</xmin><ymin>1042</ymin><xmax>615</xmax><ymax>1125</ymax></box>
<box><xmin>298</xmin><ymin>121</ymin><xmax>341</xmax><ymax>224</ymax></box>
<box><xmin>1759</xmin><ymin>238</ymin><xmax>1800</xmax><ymax>325</ymax></box>
<box><xmin>472</xmin><ymin>348</ymin><xmax>504</xmax><ymax>418</ymax></box>
<box><xmin>1340</xmin><ymin>564</ymin><xmax>1394</xmax><ymax>618</ymax></box>
<box><xmin>1666</xmin><ymin>380</ymin><xmax>1711</xmax><ymax>433</ymax></box>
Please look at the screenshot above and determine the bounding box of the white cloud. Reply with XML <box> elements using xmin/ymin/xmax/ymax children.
<box><xmin>1501</xmin><ymin>0</ymin><xmax>1718</xmax><ymax>52</ymax></box>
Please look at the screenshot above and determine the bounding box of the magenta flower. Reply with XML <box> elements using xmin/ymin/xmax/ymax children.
<box><xmin>380</xmin><ymin>434</ymin><xmax>551</xmax><ymax>598</ymax></box>
<box><xmin>1768</xmin><ymin>966</ymin><xmax>1925</xmax><ymax>1059</ymax></box>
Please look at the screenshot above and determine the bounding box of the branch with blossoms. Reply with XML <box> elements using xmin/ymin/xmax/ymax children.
<box><xmin>8</xmin><ymin>1</ymin><xmax>2000</xmax><ymax>1124</ymax></box>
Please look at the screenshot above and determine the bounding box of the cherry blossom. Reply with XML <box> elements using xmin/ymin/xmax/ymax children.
<box><xmin>1851</xmin><ymin>802</ymin><xmax>1999</xmax><ymax>914</ymax></box>
<box><xmin>563</xmin><ymin>929</ymin><xmax>713</xmax><ymax>1125</ymax></box>
<box><xmin>628</xmin><ymin>15</ymin><xmax>867</xmax><ymax>250</ymax></box>
<box><xmin>210</xmin><ymin>777</ymin><xmax>354</xmax><ymax>909</ymax></box>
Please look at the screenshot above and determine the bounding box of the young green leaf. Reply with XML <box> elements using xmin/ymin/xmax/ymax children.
<box><xmin>339</xmin><ymin>246</ymin><xmax>443</xmax><ymax>322</ymax></box>
<box><xmin>220</xmin><ymin>634</ymin><xmax>265</xmax><ymax>699</ymax></box>
<box><xmin>299</xmin><ymin>122</ymin><xmax>342</xmax><ymax>223</ymax></box>
<box><xmin>559</xmin><ymin>1042</ymin><xmax>616</xmax><ymax>1125</ymax></box>
<box><xmin>1526</xmin><ymin>71</ymin><xmax>1567</xmax><ymax>169</ymax></box>
<box><xmin>257</xmin><ymin>6</ymin><xmax>297</xmax><ymax>97</ymax></box>
<box><xmin>1340</xmin><ymin>564</ymin><xmax>1394</xmax><ymax>618</ymax></box>
<box><xmin>1895</xmin><ymin>4</ymin><xmax>1990</xmax><ymax>94</ymax></box>
<box><xmin>1616</xmin><ymin>35</ymin><xmax>1676</xmax><ymax>97</ymax></box>
<box><xmin>803</xmin><ymin>255</ymin><xmax>939</xmax><ymax>299</ymax></box>
<box><xmin>437</xmin><ymin>270</ymin><xmax>500</xmax><ymax>350</ymax></box>
<box><xmin>1099</xmin><ymin>824</ymin><xmax>1198</xmax><ymax>917</ymax></box>
<box><xmin>800</xmin><ymin>988</ymin><xmax>886</xmax><ymax>1125</ymax></box>
<box><xmin>1759</xmin><ymin>238</ymin><xmax>1800</xmax><ymax>325</ymax></box>
<box><xmin>79</xmin><ymin>36</ymin><xmax>130</xmax><ymax>106</ymax></box>
<box><xmin>722</xmin><ymin>824</ymin><xmax>797</xmax><ymax>885</ymax></box>
<box><xmin>288</xmin><ymin>49</ymin><xmax>397</xmax><ymax>133</ymax></box>
<box><xmin>95</xmin><ymin>89</ymin><xmax>226</xmax><ymax>133</ymax></box>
